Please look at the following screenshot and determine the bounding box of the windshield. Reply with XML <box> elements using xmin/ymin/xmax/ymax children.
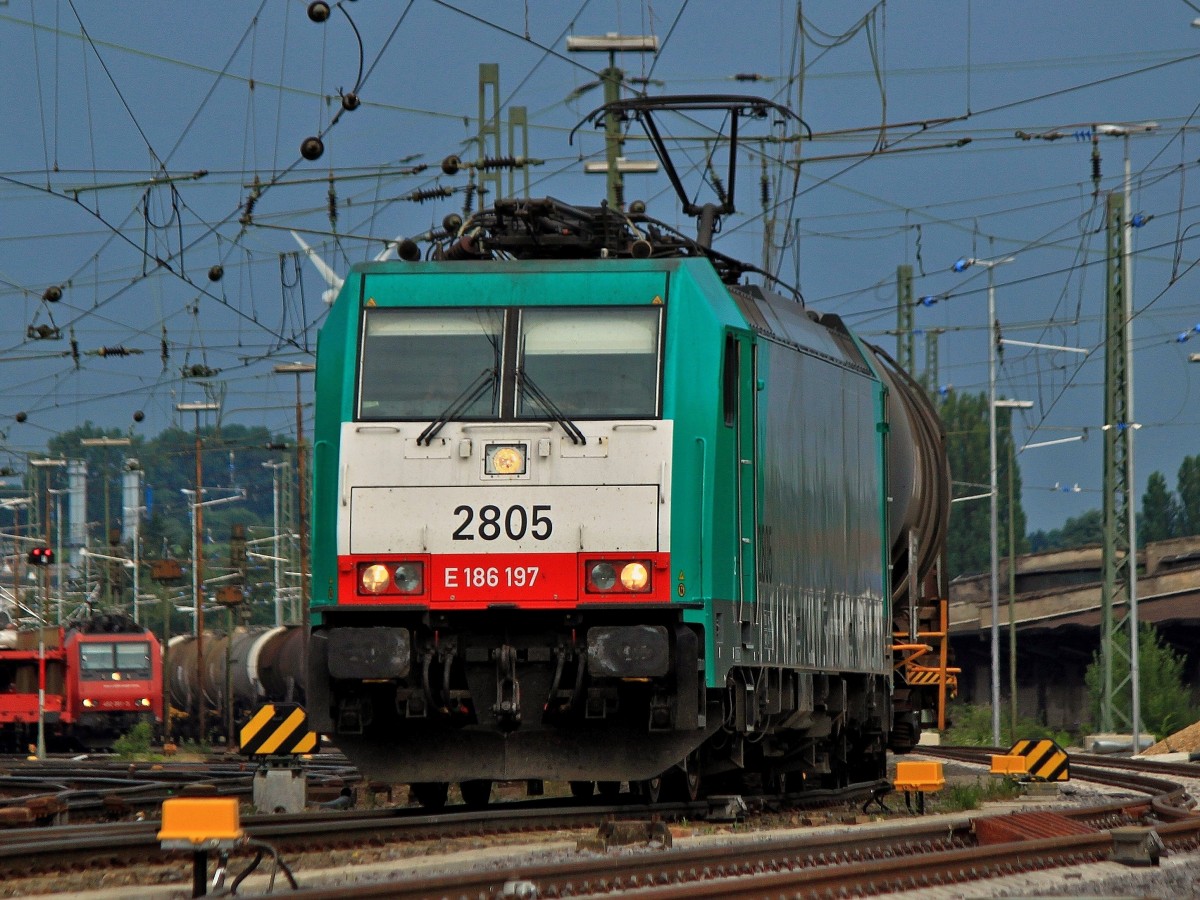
<box><xmin>517</xmin><ymin>308</ymin><xmax>661</xmax><ymax>418</ymax></box>
<box><xmin>79</xmin><ymin>641</ymin><xmax>152</xmax><ymax>680</ymax></box>
<box><xmin>359</xmin><ymin>308</ymin><xmax>503</xmax><ymax>420</ymax></box>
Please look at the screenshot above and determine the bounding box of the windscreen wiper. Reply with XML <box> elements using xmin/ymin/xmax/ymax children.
<box><xmin>517</xmin><ymin>370</ymin><xmax>586</xmax><ymax>445</ymax></box>
<box><xmin>416</xmin><ymin>368</ymin><xmax>498</xmax><ymax>446</ymax></box>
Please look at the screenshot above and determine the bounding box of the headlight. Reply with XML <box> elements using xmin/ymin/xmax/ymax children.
<box><xmin>112</xmin><ymin>672</ymin><xmax>122</xmax><ymax>681</ymax></box>
<box><xmin>139</xmin><ymin>698</ymin><xmax>152</xmax><ymax>707</ymax></box>
<box><xmin>392</xmin><ymin>562</ymin><xmax>423</xmax><ymax>594</ymax></box>
<box><xmin>620</xmin><ymin>562</ymin><xmax>649</xmax><ymax>591</ymax></box>
<box><xmin>83</xmin><ymin>699</ymin><xmax>94</xmax><ymax>708</ymax></box>
<box><xmin>357</xmin><ymin>561</ymin><xmax>424</xmax><ymax>596</ymax></box>
<box><xmin>586</xmin><ymin>559</ymin><xmax>653</xmax><ymax>593</ymax></box>
<box><xmin>589</xmin><ymin>562</ymin><xmax>616</xmax><ymax>591</ymax></box>
<box><xmin>485</xmin><ymin>443</ymin><xmax>527</xmax><ymax>476</ymax></box>
<box><xmin>360</xmin><ymin>564</ymin><xmax>391</xmax><ymax>594</ymax></box>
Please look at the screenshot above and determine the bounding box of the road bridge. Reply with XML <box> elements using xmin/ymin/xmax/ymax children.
<box><xmin>947</xmin><ymin>536</ymin><xmax>1200</xmax><ymax>732</ymax></box>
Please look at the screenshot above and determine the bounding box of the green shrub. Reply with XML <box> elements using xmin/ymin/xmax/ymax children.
<box><xmin>936</xmin><ymin>776</ymin><xmax>1022</xmax><ymax>812</ymax></box>
<box><xmin>112</xmin><ymin>721</ymin><xmax>154</xmax><ymax>759</ymax></box>
<box><xmin>943</xmin><ymin>703</ymin><xmax>993</xmax><ymax>746</ymax></box>
<box><xmin>942</xmin><ymin>702</ymin><xmax>1073</xmax><ymax>748</ymax></box>
<box><xmin>1084</xmin><ymin>623</ymin><xmax>1198</xmax><ymax>740</ymax></box>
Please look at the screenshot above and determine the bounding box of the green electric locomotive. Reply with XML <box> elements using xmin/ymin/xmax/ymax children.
<box><xmin>307</xmin><ymin>98</ymin><xmax>950</xmax><ymax>807</ymax></box>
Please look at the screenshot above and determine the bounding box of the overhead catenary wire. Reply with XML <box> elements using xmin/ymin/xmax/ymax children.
<box><xmin>0</xmin><ymin>0</ymin><xmax>1193</xmax><ymax>517</ymax></box>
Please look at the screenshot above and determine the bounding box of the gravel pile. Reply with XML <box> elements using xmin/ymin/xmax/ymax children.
<box><xmin>1144</xmin><ymin>718</ymin><xmax>1200</xmax><ymax>755</ymax></box>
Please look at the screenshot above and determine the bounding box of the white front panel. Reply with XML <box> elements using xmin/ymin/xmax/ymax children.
<box><xmin>350</xmin><ymin>484</ymin><xmax>659</xmax><ymax>553</ymax></box>
<box><xmin>337</xmin><ymin>420</ymin><xmax>672</xmax><ymax>556</ymax></box>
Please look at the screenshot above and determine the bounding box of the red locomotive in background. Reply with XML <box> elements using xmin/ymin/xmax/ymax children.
<box><xmin>0</xmin><ymin>611</ymin><xmax>163</xmax><ymax>751</ymax></box>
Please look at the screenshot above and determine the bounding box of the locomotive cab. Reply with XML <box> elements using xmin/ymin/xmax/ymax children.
<box><xmin>65</xmin><ymin>619</ymin><xmax>163</xmax><ymax>748</ymax></box>
<box><xmin>309</xmin><ymin>263</ymin><xmax>713</xmax><ymax>787</ymax></box>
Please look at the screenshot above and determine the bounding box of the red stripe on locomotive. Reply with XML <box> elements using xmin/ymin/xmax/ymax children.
<box><xmin>335</xmin><ymin>551</ymin><xmax>671</xmax><ymax>607</ymax></box>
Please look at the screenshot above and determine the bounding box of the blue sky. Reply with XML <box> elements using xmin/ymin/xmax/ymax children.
<box><xmin>1</xmin><ymin>1</ymin><xmax>1199</xmax><ymax>533</ymax></box>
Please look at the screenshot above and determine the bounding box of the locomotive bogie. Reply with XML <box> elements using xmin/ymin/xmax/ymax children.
<box><xmin>717</xmin><ymin>666</ymin><xmax>890</xmax><ymax>786</ymax></box>
<box><xmin>311</xmin><ymin>611</ymin><xmax>715</xmax><ymax>782</ymax></box>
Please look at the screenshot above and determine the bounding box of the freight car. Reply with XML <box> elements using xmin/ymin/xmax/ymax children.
<box><xmin>305</xmin><ymin>96</ymin><xmax>951</xmax><ymax>807</ymax></box>
<box><xmin>165</xmin><ymin>626</ymin><xmax>307</xmax><ymax>737</ymax></box>
<box><xmin>0</xmin><ymin>611</ymin><xmax>163</xmax><ymax>751</ymax></box>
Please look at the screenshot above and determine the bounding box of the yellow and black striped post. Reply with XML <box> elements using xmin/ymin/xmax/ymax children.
<box><xmin>1007</xmin><ymin>738</ymin><xmax>1070</xmax><ymax>782</ymax></box>
<box><xmin>239</xmin><ymin>703</ymin><xmax>318</xmax><ymax>757</ymax></box>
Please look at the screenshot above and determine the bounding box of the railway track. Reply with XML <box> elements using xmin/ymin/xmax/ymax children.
<box><xmin>0</xmin><ymin>753</ymin><xmax>360</xmax><ymax>824</ymax></box>
<box><xmin>0</xmin><ymin>791</ymin><xmax>711</xmax><ymax>880</ymax></box>
<box><xmin>250</xmin><ymin>748</ymin><xmax>1200</xmax><ymax>899</ymax></box>
<box><xmin>0</xmin><ymin>773</ymin><xmax>889</xmax><ymax>887</ymax></box>
<box><xmin>5</xmin><ymin>747</ymin><xmax>1200</xmax><ymax>897</ymax></box>
<box><xmin>923</xmin><ymin>745</ymin><xmax>1200</xmax><ymax>821</ymax></box>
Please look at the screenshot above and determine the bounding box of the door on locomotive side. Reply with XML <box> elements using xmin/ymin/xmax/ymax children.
<box><xmin>725</xmin><ymin>330</ymin><xmax>758</xmax><ymax>644</ymax></box>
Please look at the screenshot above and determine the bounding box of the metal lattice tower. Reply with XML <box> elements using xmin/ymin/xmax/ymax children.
<box><xmin>1100</xmin><ymin>192</ymin><xmax>1136</xmax><ymax>733</ymax></box>
<box><xmin>280</xmin><ymin>459</ymin><xmax>297</xmax><ymax>623</ymax></box>
<box><xmin>896</xmin><ymin>264</ymin><xmax>914</xmax><ymax>374</ymax></box>
<box><xmin>598</xmin><ymin>63</ymin><xmax>625</xmax><ymax>209</ymax></box>
<box><xmin>761</xmin><ymin>157</ymin><xmax>776</xmax><ymax>276</ymax></box>
<box><xmin>923</xmin><ymin>327</ymin><xmax>946</xmax><ymax>395</ymax></box>
<box><xmin>507</xmin><ymin>106</ymin><xmax>529</xmax><ymax>199</ymax></box>
<box><xmin>477</xmin><ymin>63</ymin><xmax>502</xmax><ymax>210</ymax></box>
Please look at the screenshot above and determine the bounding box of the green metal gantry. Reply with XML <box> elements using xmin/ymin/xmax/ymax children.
<box><xmin>477</xmin><ymin>64</ymin><xmax>502</xmax><ymax>209</ymax></box>
<box><xmin>1099</xmin><ymin>191</ymin><xmax>1137</xmax><ymax>734</ymax></box>
<box><xmin>507</xmin><ymin>106</ymin><xmax>529</xmax><ymax>199</ymax></box>
<box><xmin>896</xmin><ymin>264</ymin><xmax>914</xmax><ymax>374</ymax></box>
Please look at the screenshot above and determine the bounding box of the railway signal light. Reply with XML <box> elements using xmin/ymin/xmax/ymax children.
<box><xmin>229</xmin><ymin>523</ymin><xmax>247</xmax><ymax>573</ymax></box>
<box><xmin>27</xmin><ymin>546</ymin><xmax>53</xmax><ymax>567</ymax></box>
<box><xmin>216</xmin><ymin>585</ymin><xmax>244</xmax><ymax>607</ymax></box>
<box><xmin>150</xmin><ymin>558</ymin><xmax>184</xmax><ymax>584</ymax></box>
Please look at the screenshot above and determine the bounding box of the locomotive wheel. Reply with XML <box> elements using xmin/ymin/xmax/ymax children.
<box><xmin>410</xmin><ymin>781</ymin><xmax>449</xmax><ymax>810</ymax></box>
<box><xmin>597</xmin><ymin>780</ymin><xmax>622</xmax><ymax>798</ymax></box>
<box><xmin>765</xmin><ymin>769</ymin><xmax>789</xmax><ymax>795</ymax></box>
<box><xmin>569</xmin><ymin>780</ymin><xmax>595</xmax><ymax>799</ymax></box>
<box><xmin>850</xmin><ymin>750</ymin><xmax>887</xmax><ymax>784</ymax></box>
<box><xmin>662</xmin><ymin>756</ymin><xmax>701</xmax><ymax>802</ymax></box>
<box><xmin>459</xmin><ymin>779</ymin><xmax>493</xmax><ymax>808</ymax></box>
<box><xmin>635</xmin><ymin>775</ymin><xmax>662</xmax><ymax>804</ymax></box>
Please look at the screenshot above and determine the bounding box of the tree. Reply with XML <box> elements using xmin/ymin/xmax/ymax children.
<box><xmin>1000</xmin><ymin>416</ymin><xmax>1028</xmax><ymax>566</ymax></box>
<box><xmin>1084</xmin><ymin>623</ymin><xmax>1198</xmax><ymax>740</ymax></box>
<box><xmin>1140</xmin><ymin>471</ymin><xmax>1179</xmax><ymax>543</ymax></box>
<box><xmin>31</xmin><ymin>422</ymin><xmax>291</xmax><ymax>617</ymax></box>
<box><xmin>938</xmin><ymin>391</ymin><xmax>1027</xmax><ymax>578</ymax></box>
<box><xmin>1027</xmin><ymin>508</ymin><xmax>1104</xmax><ymax>553</ymax></box>
<box><xmin>1059</xmin><ymin>508</ymin><xmax>1104</xmax><ymax>547</ymax></box>
<box><xmin>942</xmin><ymin>392</ymin><xmax>989</xmax><ymax>577</ymax></box>
<box><xmin>1177</xmin><ymin>455</ymin><xmax>1200</xmax><ymax>537</ymax></box>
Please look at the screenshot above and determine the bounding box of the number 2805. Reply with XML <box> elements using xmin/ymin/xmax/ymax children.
<box><xmin>452</xmin><ymin>504</ymin><xmax>553</xmax><ymax>541</ymax></box>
